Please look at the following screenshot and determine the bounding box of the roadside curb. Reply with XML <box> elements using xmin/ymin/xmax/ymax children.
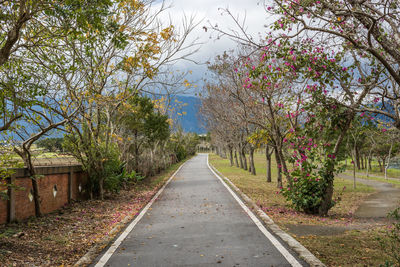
<box><xmin>74</xmin><ymin>160</ymin><xmax>188</xmax><ymax>266</ymax></box>
<box><xmin>208</xmin><ymin>161</ymin><xmax>326</xmax><ymax>267</ymax></box>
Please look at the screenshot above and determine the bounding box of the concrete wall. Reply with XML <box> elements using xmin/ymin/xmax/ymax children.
<box><xmin>1</xmin><ymin>165</ymin><xmax>87</xmax><ymax>224</ymax></box>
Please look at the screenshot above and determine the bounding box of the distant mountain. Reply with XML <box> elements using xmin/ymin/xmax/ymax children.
<box><xmin>172</xmin><ymin>95</ymin><xmax>206</xmax><ymax>134</ymax></box>
<box><xmin>0</xmin><ymin>95</ymin><xmax>206</xmax><ymax>142</ymax></box>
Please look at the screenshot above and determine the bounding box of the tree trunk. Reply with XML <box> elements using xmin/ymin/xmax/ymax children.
<box><xmin>266</xmin><ymin>146</ymin><xmax>272</xmax><ymax>182</ymax></box>
<box><xmin>31</xmin><ymin>176</ymin><xmax>42</xmax><ymax>217</ymax></box>
<box><xmin>274</xmin><ymin>147</ymin><xmax>282</xmax><ymax>188</ymax></box>
<box><xmin>277</xmin><ymin>143</ymin><xmax>292</xmax><ymax>186</ymax></box>
<box><xmin>249</xmin><ymin>147</ymin><xmax>256</xmax><ymax>175</ymax></box>
<box><xmin>318</xmin><ymin>109</ymin><xmax>355</xmax><ymax>215</ymax></box>
<box><xmin>360</xmin><ymin>155</ymin><xmax>364</xmax><ymax>169</ymax></box>
<box><xmin>229</xmin><ymin>147</ymin><xmax>233</xmax><ymax>167</ymax></box>
<box><xmin>20</xmin><ymin>150</ymin><xmax>42</xmax><ymax>217</ymax></box>
<box><xmin>99</xmin><ymin>177</ymin><xmax>104</xmax><ymax>200</ymax></box>
<box><xmin>352</xmin><ymin>148</ymin><xmax>356</xmax><ymax>189</ymax></box>
<box><xmin>367</xmin><ymin>150</ymin><xmax>372</xmax><ymax>178</ymax></box>
<box><xmin>222</xmin><ymin>148</ymin><xmax>227</xmax><ymax>159</ymax></box>
<box><xmin>385</xmin><ymin>142</ymin><xmax>393</xmax><ymax>180</ymax></box>
<box><xmin>238</xmin><ymin>146</ymin><xmax>244</xmax><ymax>169</ymax></box>
<box><xmin>355</xmin><ymin>146</ymin><xmax>361</xmax><ymax>170</ymax></box>
<box><xmin>318</xmin><ymin>176</ymin><xmax>334</xmax><ymax>216</ymax></box>
<box><xmin>353</xmin><ymin>158</ymin><xmax>356</xmax><ymax>189</ymax></box>
<box><xmin>248</xmin><ymin>153</ymin><xmax>252</xmax><ymax>173</ymax></box>
<box><xmin>368</xmin><ymin>156</ymin><xmax>372</xmax><ymax>171</ymax></box>
<box><xmin>378</xmin><ymin>159</ymin><xmax>382</xmax><ymax>172</ymax></box>
<box><xmin>241</xmin><ymin>146</ymin><xmax>247</xmax><ymax>171</ymax></box>
<box><xmin>234</xmin><ymin>150</ymin><xmax>239</xmax><ymax>167</ymax></box>
<box><xmin>134</xmin><ymin>131</ymin><xmax>139</xmax><ymax>173</ymax></box>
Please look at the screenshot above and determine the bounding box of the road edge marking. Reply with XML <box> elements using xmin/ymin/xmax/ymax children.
<box><xmin>207</xmin><ymin>154</ymin><xmax>325</xmax><ymax>267</ymax></box>
<box><xmin>92</xmin><ymin>161</ymin><xmax>187</xmax><ymax>267</ymax></box>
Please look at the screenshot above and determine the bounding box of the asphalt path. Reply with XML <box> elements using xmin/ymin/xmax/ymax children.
<box><xmin>92</xmin><ymin>154</ymin><xmax>306</xmax><ymax>267</ymax></box>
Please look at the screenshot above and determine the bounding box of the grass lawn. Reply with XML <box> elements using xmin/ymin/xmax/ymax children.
<box><xmin>343</xmin><ymin>170</ymin><xmax>400</xmax><ymax>188</ymax></box>
<box><xmin>209</xmin><ymin>153</ymin><xmax>394</xmax><ymax>266</ymax></box>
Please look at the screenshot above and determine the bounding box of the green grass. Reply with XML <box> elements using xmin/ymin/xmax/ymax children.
<box><xmin>341</xmin><ymin>158</ymin><xmax>400</xmax><ymax>178</ymax></box>
<box><xmin>343</xmin><ymin>171</ymin><xmax>400</xmax><ymax>187</ymax></box>
<box><xmin>0</xmin><ymin>227</ymin><xmax>20</xmax><ymax>239</ymax></box>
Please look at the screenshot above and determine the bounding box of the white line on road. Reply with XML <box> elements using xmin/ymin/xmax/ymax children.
<box><xmin>94</xmin><ymin>161</ymin><xmax>187</xmax><ymax>267</ymax></box>
<box><xmin>206</xmin><ymin>154</ymin><xmax>303</xmax><ymax>267</ymax></box>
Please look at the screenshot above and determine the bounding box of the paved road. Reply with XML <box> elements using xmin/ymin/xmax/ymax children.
<box><xmin>92</xmin><ymin>154</ymin><xmax>306</xmax><ymax>267</ymax></box>
<box><xmin>339</xmin><ymin>174</ymin><xmax>400</xmax><ymax>218</ymax></box>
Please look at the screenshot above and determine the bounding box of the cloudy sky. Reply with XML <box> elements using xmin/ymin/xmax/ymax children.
<box><xmin>153</xmin><ymin>0</ymin><xmax>272</xmax><ymax>94</ymax></box>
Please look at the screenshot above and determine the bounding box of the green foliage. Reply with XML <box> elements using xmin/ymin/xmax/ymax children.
<box><xmin>175</xmin><ymin>144</ymin><xmax>187</xmax><ymax>162</ymax></box>
<box><xmin>123</xmin><ymin>170</ymin><xmax>145</xmax><ymax>184</ymax></box>
<box><xmin>102</xmin><ymin>145</ymin><xmax>124</xmax><ymax>193</ymax></box>
<box><xmin>168</xmin><ymin>129</ymin><xmax>199</xmax><ymax>162</ymax></box>
<box><xmin>378</xmin><ymin>208</ymin><xmax>400</xmax><ymax>266</ymax></box>
<box><xmin>36</xmin><ymin>138</ymin><xmax>65</xmax><ymax>152</ymax></box>
<box><xmin>374</xmin><ymin>129</ymin><xmax>400</xmax><ymax>160</ymax></box>
<box><xmin>103</xmin><ymin>163</ymin><xmax>144</xmax><ymax>193</ymax></box>
<box><xmin>281</xmin><ymin>160</ymin><xmax>340</xmax><ymax>214</ymax></box>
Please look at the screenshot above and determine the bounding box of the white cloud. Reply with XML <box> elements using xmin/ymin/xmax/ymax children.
<box><xmin>152</xmin><ymin>0</ymin><xmax>272</xmax><ymax>92</ymax></box>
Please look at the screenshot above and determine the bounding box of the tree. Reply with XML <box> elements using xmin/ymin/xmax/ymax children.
<box><xmin>0</xmin><ymin>0</ymin><xmax>114</xmax><ymax>132</ymax></box>
<box><xmin>56</xmin><ymin>0</ymin><xmax>198</xmax><ymax>199</ymax></box>
<box><xmin>374</xmin><ymin>128</ymin><xmax>400</xmax><ymax>178</ymax></box>
<box><xmin>116</xmin><ymin>95</ymin><xmax>170</xmax><ymax>175</ymax></box>
<box><xmin>36</xmin><ymin>138</ymin><xmax>64</xmax><ymax>152</ymax></box>
<box><xmin>207</xmin><ymin>1</ymin><xmax>400</xmax><ymax>215</ymax></box>
<box><xmin>267</xmin><ymin>0</ymin><xmax>400</xmax><ymax>130</ymax></box>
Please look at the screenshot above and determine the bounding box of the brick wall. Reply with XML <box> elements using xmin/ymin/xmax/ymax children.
<box><xmin>14</xmin><ymin>177</ymin><xmax>35</xmax><ymax>222</ymax></box>
<box><xmin>0</xmin><ymin>184</ymin><xmax>7</xmax><ymax>224</ymax></box>
<box><xmin>72</xmin><ymin>171</ymin><xmax>88</xmax><ymax>200</ymax></box>
<box><xmin>1</xmin><ymin>165</ymin><xmax>87</xmax><ymax>224</ymax></box>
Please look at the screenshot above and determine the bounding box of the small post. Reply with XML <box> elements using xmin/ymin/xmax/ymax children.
<box><xmin>7</xmin><ymin>175</ymin><xmax>16</xmax><ymax>223</ymax></box>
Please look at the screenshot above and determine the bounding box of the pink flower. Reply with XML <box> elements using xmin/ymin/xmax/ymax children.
<box><xmin>382</xmin><ymin>129</ymin><xmax>387</xmax><ymax>132</ymax></box>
